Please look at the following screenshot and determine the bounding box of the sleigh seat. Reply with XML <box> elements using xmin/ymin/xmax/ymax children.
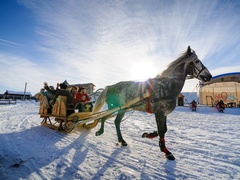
<box><xmin>38</xmin><ymin>94</ymin><xmax>51</xmax><ymax>115</ymax></box>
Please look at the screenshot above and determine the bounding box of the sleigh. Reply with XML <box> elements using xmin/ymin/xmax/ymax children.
<box><xmin>39</xmin><ymin>89</ymin><xmax>150</xmax><ymax>133</ymax></box>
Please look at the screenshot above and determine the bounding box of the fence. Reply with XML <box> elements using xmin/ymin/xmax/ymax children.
<box><xmin>0</xmin><ymin>99</ymin><xmax>17</xmax><ymax>105</ymax></box>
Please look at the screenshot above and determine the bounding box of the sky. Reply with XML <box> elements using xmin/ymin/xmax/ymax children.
<box><xmin>0</xmin><ymin>0</ymin><xmax>240</xmax><ymax>95</ymax></box>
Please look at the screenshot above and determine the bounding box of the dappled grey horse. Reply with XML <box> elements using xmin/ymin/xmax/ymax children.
<box><xmin>92</xmin><ymin>46</ymin><xmax>212</xmax><ymax>160</ymax></box>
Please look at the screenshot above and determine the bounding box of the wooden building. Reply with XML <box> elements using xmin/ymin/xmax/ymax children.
<box><xmin>198</xmin><ymin>72</ymin><xmax>240</xmax><ymax>107</ymax></box>
<box><xmin>3</xmin><ymin>90</ymin><xmax>32</xmax><ymax>100</ymax></box>
<box><xmin>178</xmin><ymin>92</ymin><xmax>198</xmax><ymax>106</ymax></box>
<box><xmin>177</xmin><ymin>93</ymin><xmax>185</xmax><ymax>106</ymax></box>
<box><xmin>68</xmin><ymin>83</ymin><xmax>95</xmax><ymax>94</ymax></box>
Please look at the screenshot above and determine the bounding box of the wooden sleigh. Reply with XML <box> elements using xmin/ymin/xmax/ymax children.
<box><xmin>38</xmin><ymin>89</ymin><xmax>150</xmax><ymax>133</ymax></box>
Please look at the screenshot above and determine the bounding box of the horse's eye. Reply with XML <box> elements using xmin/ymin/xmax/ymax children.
<box><xmin>195</xmin><ymin>60</ymin><xmax>200</xmax><ymax>63</ymax></box>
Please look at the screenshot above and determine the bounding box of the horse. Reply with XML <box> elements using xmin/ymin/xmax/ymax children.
<box><xmin>92</xmin><ymin>46</ymin><xmax>212</xmax><ymax>160</ymax></box>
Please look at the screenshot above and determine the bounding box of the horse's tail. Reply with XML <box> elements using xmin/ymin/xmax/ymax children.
<box><xmin>92</xmin><ymin>87</ymin><xmax>108</xmax><ymax>113</ymax></box>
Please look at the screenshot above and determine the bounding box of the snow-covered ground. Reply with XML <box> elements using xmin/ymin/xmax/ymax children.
<box><xmin>0</xmin><ymin>100</ymin><xmax>239</xmax><ymax>180</ymax></box>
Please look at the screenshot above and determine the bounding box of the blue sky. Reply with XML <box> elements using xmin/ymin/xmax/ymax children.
<box><xmin>0</xmin><ymin>0</ymin><xmax>240</xmax><ymax>95</ymax></box>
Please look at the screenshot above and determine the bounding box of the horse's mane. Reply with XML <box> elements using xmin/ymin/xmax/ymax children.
<box><xmin>158</xmin><ymin>49</ymin><xmax>197</xmax><ymax>78</ymax></box>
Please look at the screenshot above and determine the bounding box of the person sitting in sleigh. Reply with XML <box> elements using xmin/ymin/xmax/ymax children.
<box><xmin>44</xmin><ymin>80</ymin><xmax>74</xmax><ymax>115</ymax></box>
<box><xmin>75</xmin><ymin>86</ymin><xmax>92</xmax><ymax>112</ymax></box>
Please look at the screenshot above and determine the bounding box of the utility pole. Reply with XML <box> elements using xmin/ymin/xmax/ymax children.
<box><xmin>23</xmin><ymin>82</ymin><xmax>27</xmax><ymax>100</ymax></box>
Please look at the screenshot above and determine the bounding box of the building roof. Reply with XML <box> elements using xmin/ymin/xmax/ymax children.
<box><xmin>181</xmin><ymin>92</ymin><xmax>198</xmax><ymax>103</ymax></box>
<box><xmin>4</xmin><ymin>90</ymin><xmax>32</xmax><ymax>96</ymax></box>
<box><xmin>202</xmin><ymin>72</ymin><xmax>240</xmax><ymax>85</ymax></box>
<box><xmin>69</xmin><ymin>83</ymin><xmax>95</xmax><ymax>87</ymax></box>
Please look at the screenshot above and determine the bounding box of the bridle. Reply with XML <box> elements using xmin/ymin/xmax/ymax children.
<box><xmin>192</xmin><ymin>60</ymin><xmax>206</xmax><ymax>79</ymax></box>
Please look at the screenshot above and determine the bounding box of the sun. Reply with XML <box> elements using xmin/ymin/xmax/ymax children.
<box><xmin>130</xmin><ymin>61</ymin><xmax>158</xmax><ymax>81</ymax></box>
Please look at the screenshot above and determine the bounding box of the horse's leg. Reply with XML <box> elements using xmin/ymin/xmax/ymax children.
<box><xmin>155</xmin><ymin>112</ymin><xmax>175</xmax><ymax>160</ymax></box>
<box><xmin>95</xmin><ymin>117</ymin><xmax>106</xmax><ymax>136</ymax></box>
<box><xmin>114</xmin><ymin>110</ymin><xmax>127</xmax><ymax>146</ymax></box>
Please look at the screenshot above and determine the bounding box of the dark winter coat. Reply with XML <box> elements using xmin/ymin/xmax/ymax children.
<box><xmin>44</xmin><ymin>85</ymin><xmax>73</xmax><ymax>106</ymax></box>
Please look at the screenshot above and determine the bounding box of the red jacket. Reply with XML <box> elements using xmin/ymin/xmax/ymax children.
<box><xmin>71</xmin><ymin>91</ymin><xmax>78</xmax><ymax>106</ymax></box>
<box><xmin>75</xmin><ymin>92</ymin><xmax>91</xmax><ymax>103</ymax></box>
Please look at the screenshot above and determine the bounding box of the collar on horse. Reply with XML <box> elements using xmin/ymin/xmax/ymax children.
<box><xmin>139</xmin><ymin>79</ymin><xmax>153</xmax><ymax>113</ymax></box>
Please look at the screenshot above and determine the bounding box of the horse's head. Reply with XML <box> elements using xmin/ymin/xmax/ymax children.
<box><xmin>186</xmin><ymin>46</ymin><xmax>212</xmax><ymax>82</ymax></box>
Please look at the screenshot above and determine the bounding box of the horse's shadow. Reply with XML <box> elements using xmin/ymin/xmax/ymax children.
<box><xmin>91</xmin><ymin>146</ymin><xmax>127</xmax><ymax>179</ymax></box>
<box><xmin>91</xmin><ymin>146</ymin><xmax>154</xmax><ymax>180</ymax></box>
<box><xmin>1</xmin><ymin>125</ymin><xmax>178</xmax><ymax>179</ymax></box>
<box><xmin>91</xmin><ymin>146</ymin><xmax>177</xmax><ymax>179</ymax></box>
<box><xmin>162</xmin><ymin>160</ymin><xmax>177</xmax><ymax>179</ymax></box>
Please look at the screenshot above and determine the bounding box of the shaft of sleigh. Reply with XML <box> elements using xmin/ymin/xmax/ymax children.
<box><xmin>67</xmin><ymin>92</ymin><xmax>150</xmax><ymax>129</ymax></box>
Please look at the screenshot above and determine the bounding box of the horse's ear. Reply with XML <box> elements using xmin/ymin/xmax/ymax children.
<box><xmin>187</xmin><ymin>46</ymin><xmax>192</xmax><ymax>55</ymax></box>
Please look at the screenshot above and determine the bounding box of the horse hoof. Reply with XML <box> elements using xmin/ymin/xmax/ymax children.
<box><xmin>95</xmin><ymin>130</ymin><xmax>103</xmax><ymax>136</ymax></box>
<box><xmin>166</xmin><ymin>152</ymin><xmax>175</xmax><ymax>160</ymax></box>
<box><xmin>142</xmin><ymin>132</ymin><xmax>148</xmax><ymax>138</ymax></box>
<box><xmin>121</xmin><ymin>140</ymin><xmax>128</xmax><ymax>146</ymax></box>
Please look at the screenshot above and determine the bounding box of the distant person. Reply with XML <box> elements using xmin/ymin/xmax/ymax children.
<box><xmin>190</xmin><ymin>100</ymin><xmax>197</xmax><ymax>111</ymax></box>
<box><xmin>216</xmin><ymin>99</ymin><xmax>225</xmax><ymax>113</ymax></box>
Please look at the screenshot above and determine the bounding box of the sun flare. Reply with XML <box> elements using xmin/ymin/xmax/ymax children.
<box><xmin>130</xmin><ymin>61</ymin><xmax>159</xmax><ymax>81</ymax></box>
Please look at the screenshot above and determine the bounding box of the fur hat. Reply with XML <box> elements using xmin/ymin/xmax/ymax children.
<box><xmin>59</xmin><ymin>80</ymin><xmax>69</xmax><ymax>89</ymax></box>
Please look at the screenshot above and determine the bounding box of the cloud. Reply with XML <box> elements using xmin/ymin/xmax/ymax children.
<box><xmin>20</xmin><ymin>0</ymin><xmax>169</xmax><ymax>86</ymax></box>
<box><xmin>210</xmin><ymin>65</ymin><xmax>240</xmax><ymax>76</ymax></box>
<box><xmin>0</xmin><ymin>38</ymin><xmax>25</xmax><ymax>47</ymax></box>
<box><xmin>0</xmin><ymin>53</ymin><xmax>45</xmax><ymax>94</ymax></box>
<box><xmin>2</xmin><ymin>0</ymin><xmax>239</xmax><ymax>94</ymax></box>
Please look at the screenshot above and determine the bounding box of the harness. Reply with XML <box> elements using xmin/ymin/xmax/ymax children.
<box><xmin>193</xmin><ymin>62</ymin><xmax>206</xmax><ymax>79</ymax></box>
<box><xmin>139</xmin><ymin>79</ymin><xmax>153</xmax><ymax>113</ymax></box>
<box><xmin>186</xmin><ymin>62</ymin><xmax>206</xmax><ymax>80</ymax></box>
<box><xmin>194</xmin><ymin>66</ymin><xmax>206</xmax><ymax>78</ymax></box>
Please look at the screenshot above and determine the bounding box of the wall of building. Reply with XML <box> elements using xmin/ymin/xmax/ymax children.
<box><xmin>69</xmin><ymin>83</ymin><xmax>95</xmax><ymax>94</ymax></box>
<box><xmin>198</xmin><ymin>82</ymin><xmax>240</xmax><ymax>106</ymax></box>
